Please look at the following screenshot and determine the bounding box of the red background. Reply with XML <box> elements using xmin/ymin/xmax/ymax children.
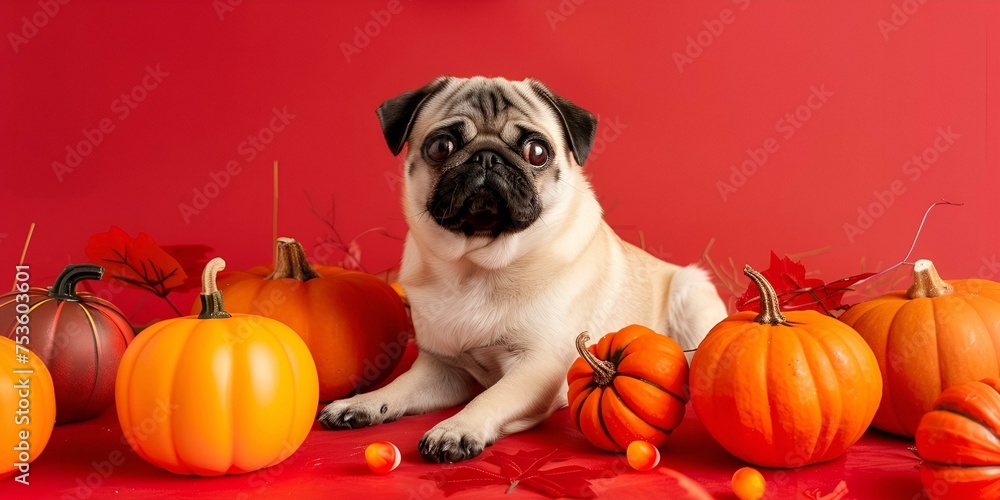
<box><xmin>2</xmin><ymin>0</ymin><xmax>998</xmax><ymax>320</ymax></box>
<box><xmin>0</xmin><ymin>1</ymin><xmax>997</xmax><ymax>498</ymax></box>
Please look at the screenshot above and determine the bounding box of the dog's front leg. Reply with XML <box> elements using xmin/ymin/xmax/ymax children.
<box><xmin>318</xmin><ymin>350</ymin><xmax>474</xmax><ymax>430</ymax></box>
<box><xmin>418</xmin><ymin>351</ymin><xmax>569</xmax><ymax>463</ymax></box>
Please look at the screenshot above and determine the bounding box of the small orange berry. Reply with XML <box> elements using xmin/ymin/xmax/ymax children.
<box><xmin>365</xmin><ymin>441</ymin><xmax>401</xmax><ymax>474</ymax></box>
<box><xmin>732</xmin><ymin>466</ymin><xmax>766</xmax><ymax>500</ymax></box>
<box><xmin>626</xmin><ymin>441</ymin><xmax>661</xmax><ymax>471</ymax></box>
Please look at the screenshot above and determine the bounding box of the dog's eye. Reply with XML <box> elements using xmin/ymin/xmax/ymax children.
<box><xmin>426</xmin><ymin>136</ymin><xmax>455</xmax><ymax>162</ymax></box>
<box><xmin>521</xmin><ymin>140</ymin><xmax>548</xmax><ymax>167</ymax></box>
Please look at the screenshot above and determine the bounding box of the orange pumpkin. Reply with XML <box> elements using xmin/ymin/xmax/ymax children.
<box><xmin>567</xmin><ymin>325</ymin><xmax>689</xmax><ymax>452</ymax></box>
<box><xmin>118</xmin><ymin>258</ymin><xmax>319</xmax><ymax>476</ymax></box>
<box><xmin>1</xmin><ymin>336</ymin><xmax>56</xmax><ymax>480</ymax></box>
<box><xmin>915</xmin><ymin>377</ymin><xmax>1000</xmax><ymax>499</ymax></box>
<box><xmin>193</xmin><ymin>237</ymin><xmax>411</xmax><ymax>402</ymax></box>
<box><xmin>840</xmin><ymin>259</ymin><xmax>1000</xmax><ymax>437</ymax></box>
<box><xmin>690</xmin><ymin>265</ymin><xmax>882</xmax><ymax>468</ymax></box>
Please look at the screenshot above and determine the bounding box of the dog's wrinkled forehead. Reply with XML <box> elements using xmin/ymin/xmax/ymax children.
<box><xmin>377</xmin><ymin>76</ymin><xmax>597</xmax><ymax>166</ymax></box>
<box><xmin>413</xmin><ymin>77</ymin><xmax>562</xmax><ymax>146</ymax></box>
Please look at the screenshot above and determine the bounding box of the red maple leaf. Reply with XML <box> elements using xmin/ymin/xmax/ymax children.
<box><xmin>160</xmin><ymin>244</ymin><xmax>214</xmax><ymax>292</ymax></box>
<box><xmin>736</xmin><ymin>252</ymin><xmax>873</xmax><ymax>315</ymax></box>
<box><xmin>424</xmin><ymin>449</ymin><xmax>609</xmax><ymax>498</ymax></box>
<box><xmin>85</xmin><ymin>226</ymin><xmax>188</xmax><ymax>315</ymax></box>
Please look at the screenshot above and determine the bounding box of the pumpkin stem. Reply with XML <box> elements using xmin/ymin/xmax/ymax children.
<box><xmin>198</xmin><ymin>257</ymin><xmax>232</xmax><ymax>319</ymax></box>
<box><xmin>266</xmin><ymin>237</ymin><xmax>322</xmax><ymax>281</ymax></box>
<box><xmin>744</xmin><ymin>265</ymin><xmax>788</xmax><ymax>326</ymax></box>
<box><xmin>48</xmin><ymin>264</ymin><xmax>104</xmax><ymax>301</ymax></box>
<box><xmin>575</xmin><ymin>332</ymin><xmax>616</xmax><ymax>387</ymax></box>
<box><xmin>907</xmin><ymin>259</ymin><xmax>954</xmax><ymax>299</ymax></box>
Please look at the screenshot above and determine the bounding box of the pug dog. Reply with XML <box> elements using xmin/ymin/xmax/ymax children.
<box><xmin>318</xmin><ymin>76</ymin><xmax>727</xmax><ymax>463</ymax></box>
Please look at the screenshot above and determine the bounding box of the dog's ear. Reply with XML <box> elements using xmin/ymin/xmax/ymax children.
<box><xmin>376</xmin><ymin>77</ymin><xmax>449</xmax><ymax>156</ymax></box>
<box><xmin>529</xmin><ymin>80</ymin><xmax>598</xmax><ymax>166</ymax></box>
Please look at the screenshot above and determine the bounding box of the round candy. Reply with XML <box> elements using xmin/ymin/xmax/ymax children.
<box><xmin>626</xmin><ymin>441</ymin><xmax>661</xmax><ymax>471</ymax></box>
<box><xmin>732</xmin><ymin>467</ymin><xmax>766</xmax><ymax>500</ymax></box>
<box><xmin>365</xmin><ymin>441</ymin><xmax>401</xmax><ymax>474</ymax></box>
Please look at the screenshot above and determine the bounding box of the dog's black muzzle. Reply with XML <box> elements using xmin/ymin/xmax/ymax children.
<box><xmin>428</xmin><ymin>150</ymin><xmax>541</xmax><ymax>237</ymax></box>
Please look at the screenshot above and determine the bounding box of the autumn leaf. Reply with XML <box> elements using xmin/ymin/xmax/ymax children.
<box><xmin>85</xmin><ymin>226</ymin><xmax>188</xmax><ymax>316</ymax></box>
<box><xmin>160</xmin><ymin>244</ymin><xmax>214</xmax><ymax>292</ymax></box>
<box><xmin>423</xmin><ymin>448</ymin><xmax>610</xmax><ymax>499</ymax></box>
<box><xmin>736</xmin><ymin>252</ymin><xmax>873</xmax><ymax>315</ymax></box>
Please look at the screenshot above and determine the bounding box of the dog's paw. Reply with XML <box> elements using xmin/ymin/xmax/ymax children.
<box><xmin>418</xmin><ymin>422</ymin><xmax>488</xmax><ymax>463</ymax></box>
<box><xmin>317</xmin><ymin>398</ymin><xmax>392</xmax><ymax>430</ymax></box>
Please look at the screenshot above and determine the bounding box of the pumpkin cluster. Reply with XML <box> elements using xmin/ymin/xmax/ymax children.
<box><xmin>192</xmin><ymin>237</ymin><xmax>412</xmax><ymax>402</ymax></box>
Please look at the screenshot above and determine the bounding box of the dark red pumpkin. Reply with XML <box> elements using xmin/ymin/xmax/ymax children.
<box><xmin>0</xmin><ymin>264</ymin><xmax>134</xmax><ymax>423</ymax></box>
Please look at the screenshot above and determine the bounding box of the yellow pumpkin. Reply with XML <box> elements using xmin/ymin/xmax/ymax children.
<box><xmin>0</xmin><ymin>336</ymin><xmax>56</xmax><ymax>480</ymax></box>
<box><xmin>116</xmin><ymin>258</ymin><xmax>319</xmax><ymax>476</ymax></box>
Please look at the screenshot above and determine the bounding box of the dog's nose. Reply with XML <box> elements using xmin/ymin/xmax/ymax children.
<box><xmin>469</xmin><ymin>150</ymin><xmax>505</xmax><ymax>168</ymax></box>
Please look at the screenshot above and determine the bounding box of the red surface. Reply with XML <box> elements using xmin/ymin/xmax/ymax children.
<box><xmin>0</xmin><ymin>383</ymin><xmax>923</xmax><ymax>499</ymax></box>
<box><xmin>1</xmin><ymin>0</ymin><xmax>998</xmax><ymax>324</ymax></box>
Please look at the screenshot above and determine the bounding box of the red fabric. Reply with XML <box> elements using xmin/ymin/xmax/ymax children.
<box><xmin>1</xmin><ymin>393</ymin><xmax>923</xmax><ymax>498</ymax></box>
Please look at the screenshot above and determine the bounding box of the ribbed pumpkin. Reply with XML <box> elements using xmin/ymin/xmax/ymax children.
<box><xmin>567</xmin><ymin>325</ymin><xmax>689</xmax><ymax>452</ymax></box>
<box><xmin>915</xmin><ymin>377</ymin><xmax>1000</xmax><ymax>499</ymax></box>
<box><xmin>192</xmin><ymin>237</ymin><xmax>411</xmax><ymax>402</ymax></box>
<box><xmin>0</xmin><ymin>264</ymin><xmax>133</xmax><ymax>423</ymax></box>
<box><xmin>117</xmin><ymin>258</ymin><xmax>319</xmax><ymax>476</ymax></box>
<box><xmin>0</xmin><ymin>336</ymin><xmax>56</xmax><ymax>480</ymax></box>
<box><xmin>840</xmin><ymin>259</ymin><xmax>1000</xmax><ymax>437</ymax></box>
<box><xmin>690</xmin><ymin>265</ymin><xmax>882</xmax><ymax>468</ymax></box>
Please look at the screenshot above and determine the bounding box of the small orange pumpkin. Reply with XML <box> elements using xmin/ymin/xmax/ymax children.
<box><xmin>915</xmin><ymin>377</ymin><xmax>1000</xmax><ymax>499</ymax></box>
<box><xmin>840</xmin><ymin>259</ymin><xmax>1000</xmax><ymax>437</ymax></box>
<box><xmin>690</xmin><ymin>265</ymin><xmax>882</xmax><ymax>468</ymax></box>
<box><xmin>118</xmin><ymin>258</ymin><xmax>319</xmax><ymax>476</ymax></box>
<box><xmin>1</xmin><ymin>336</ymin><xmax>56</xmax><ymax>480</ymax></box>
<box><xmin>567</xmin><ymin>325</ymin><xmax>689</xmax><ymax>452</ymax></box>
<box><xmin>193</xmin><ymin>237</ymin><xmax>411</xmax><ymax>402</ymax></box>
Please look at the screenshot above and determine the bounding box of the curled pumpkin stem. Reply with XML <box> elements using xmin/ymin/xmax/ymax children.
<box><xmin>575</xmin><ymin>332</ymin><xmax>616</xmax><ymax>387</ymax></box>
<box><xmin>267</xmin><ymin>237</ymin><xmax>322</xmax><ymax>281</ymax></box>
<box><xmin>743</xmin><ymin>265</ymin><xmax>788</xmax><ymax>326</ymax></box>
<box><xmin>198</xmin><ymin>257</ymin><xmax>231</xmax><ymax>320</ymax></box>
<box><xmin>907</xmin><ymin>259</ymin><xmax>954</xmax><ymax>299</ymax></box>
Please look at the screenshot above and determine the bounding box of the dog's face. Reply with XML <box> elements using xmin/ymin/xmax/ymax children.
<box><xmin>377</xmin><ymin>77</ymin><xmax>597</xmax><ymax>250</ymax></box>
